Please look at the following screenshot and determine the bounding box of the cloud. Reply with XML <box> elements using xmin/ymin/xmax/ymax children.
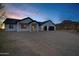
<box><xmin>5</xmin><ymin>5</ymin><xmax>47</xmax><ymax>21</ymax></box>
<box><xmin>5</xmin><ymin>4</ymin><xmax>61</xmax><ymax>23</ymax></box>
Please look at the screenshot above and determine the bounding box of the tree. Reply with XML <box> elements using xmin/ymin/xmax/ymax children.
<box><xmin>0</xmin><ymin>3</ymin><xmax>5</xmax><ymax>17</ymax></box>
<box><xmin>0</xmin><ymin>4</ymin><xmax>6</xmax><ymax>29</ymax></box>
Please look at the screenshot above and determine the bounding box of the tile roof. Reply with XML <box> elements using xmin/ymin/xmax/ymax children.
<box><xmin>38</xmin><ymin>20</ymin><xmax>55</xmax><ymax>26</ymax></box>
<box><xmin>3</xmin><ymin>17</ymin><xmax>55</xmax><ymax>26</ymax></box>
<box><xmin>3</xmin><ymin>18</ymin><xmax>20</xmax><ymax>24</ymax></box>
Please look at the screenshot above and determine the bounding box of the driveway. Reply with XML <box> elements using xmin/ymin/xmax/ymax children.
<box><xmin>6</xmin><ymin>31</ymin><xmax>79</xmax><ymax>56</ymax></box>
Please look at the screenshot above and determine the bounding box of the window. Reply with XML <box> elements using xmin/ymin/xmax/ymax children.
<box><xmin>21</xmin><ymin>24</ymin><xmax>27</xmax><ymax>29</ymax></box>
<box><xmin>9</xmin><ymin>24</ymin><xmax>13</xmax><ymax>29</ymax></box>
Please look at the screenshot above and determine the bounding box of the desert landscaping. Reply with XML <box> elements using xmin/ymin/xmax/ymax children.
<box><xmin>0</xmin><ymin>31</ymin><xmax>79</xmax><ymax>56</ymax></box>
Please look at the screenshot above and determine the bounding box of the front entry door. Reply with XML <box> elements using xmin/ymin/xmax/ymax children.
<box><xmin>31</xmin><ymin>23</ymin><xmax>37</xmax><ymax>31</ymax></box>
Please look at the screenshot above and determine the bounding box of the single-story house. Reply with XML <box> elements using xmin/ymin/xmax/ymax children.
<box><xmin>3</xmin><ymin>17</ymin><xmax>56</xmax><ymax>32</ymax></box>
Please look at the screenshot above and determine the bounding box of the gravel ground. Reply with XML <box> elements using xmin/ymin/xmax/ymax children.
<box><xmin>6</xmin><ymin>31</ymin><xmax>79</xmax><ymax>56</ymax></box>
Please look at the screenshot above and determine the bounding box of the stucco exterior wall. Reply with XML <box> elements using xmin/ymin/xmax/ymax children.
<box><xmin>19</xmin><ymin>19</ymin><xmax>32</xmax><ymax>23</ymax></box>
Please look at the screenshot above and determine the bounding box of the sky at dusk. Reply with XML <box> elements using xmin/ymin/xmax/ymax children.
<box><xmin>4</xmin><ymin>3</ymin><xmax>79</xmax><ymax>24</ymax></box>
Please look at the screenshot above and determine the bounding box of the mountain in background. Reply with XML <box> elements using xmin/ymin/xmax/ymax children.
<box><xmin>56</xmin><ymin>20</ymin><xmax>79</xmax><ymax>30</ymax></box>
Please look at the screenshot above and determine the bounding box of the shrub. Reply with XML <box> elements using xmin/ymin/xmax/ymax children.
<box><xmin>76</xmin><ymin>29</ymin><xmax>79</xmax><ymax>32</ymax></box>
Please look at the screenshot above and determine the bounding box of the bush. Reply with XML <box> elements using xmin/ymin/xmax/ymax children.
<box><xmin>76</xmin><ymin>29</ymin><xmax>79</xmax><ymax>32</ymax></box>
